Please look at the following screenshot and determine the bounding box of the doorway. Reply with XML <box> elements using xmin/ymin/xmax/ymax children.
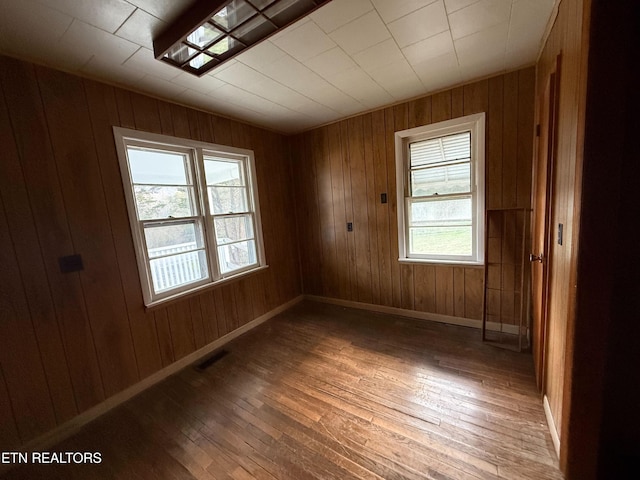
<box><xmin>531</xmin><ymin>55</ymin><xmax>561</xmax><ymax>391</ymax></box>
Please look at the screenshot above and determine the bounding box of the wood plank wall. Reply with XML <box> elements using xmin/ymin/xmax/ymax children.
<box><xmin>0</xmin><ymin>55</ymin><xmax>301</xmax><ymax>451</ymax></box>
<box><xmin>535</xmin><ymin>0</ymin><xmax>589</xmax><ymax>445</ymax></box>
<box><xmin>291</xmin><ymin>69</ymin><xmax>535</xmax><ymax>324</ymax></box>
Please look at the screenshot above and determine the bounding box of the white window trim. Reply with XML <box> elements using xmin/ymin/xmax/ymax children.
<box><xmin>113</xmin><ymin>127</ymin><xmax>267</xmax><ymax>307</ymax></box>
<box><xmin>395</xmin><ymin>113</ymin><xmax>485</xmax><ymax>266</ymax></box>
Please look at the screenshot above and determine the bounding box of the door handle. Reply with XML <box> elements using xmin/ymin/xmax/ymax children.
<box><xmin>529</xmin><ymin>253</ymin><xmax>543</xmax><ymax>263</ymax></box>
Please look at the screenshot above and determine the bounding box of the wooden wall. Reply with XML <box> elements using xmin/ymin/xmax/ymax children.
<box><xmin>550</xmin><ymin>0</ymin><xmax>638</xmax><ymax>477</ymax></box>
<box><xmin>0</xmin><ymin>55</ymin><xmax>300</xmax><ymax>450</ymax></box>
<box><xmin>534</xmin><ymin>0</ymin><xmax>589</xmax><ymax>450</ymax></box>
<box><xmin>290</xmin><ymin>69</ymin><xmax>535</xmax><ymax>325</ymax></box>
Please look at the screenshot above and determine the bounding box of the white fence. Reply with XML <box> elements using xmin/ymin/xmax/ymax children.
<box><xmin>148</xmin><ymin>240</ymin><xmax>250</xmax><ymax>292</ymax></box>
<box><xmin>149</xmin><ymin>242</ymin><xmax>202</xmax><ymax>292</ymax></box>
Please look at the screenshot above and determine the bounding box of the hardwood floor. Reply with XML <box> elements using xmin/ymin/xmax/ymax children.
<box><xmin>1</xmin><ymin>301</ymin><xmax>562</xmax><ymax>480</ymax></box>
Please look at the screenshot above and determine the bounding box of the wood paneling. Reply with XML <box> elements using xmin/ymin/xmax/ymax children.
<box><xmin>37</xmin><ymin>66</ymin><xmax>140</xmax><ymax>399</ymax></box>
<box><xmin>292</xmin><ymin>70</ymin><xmax>535</xmax><ymax>321</ymax></box>
<box><xmin>534</xmin><ymin>0</ymin><xmax>590</xmax><ymax>451</ymax></box>
<box><xmin>0</xmin><ymin>54</ymin><xmax>300</xmax><ymax>451</ymax></box>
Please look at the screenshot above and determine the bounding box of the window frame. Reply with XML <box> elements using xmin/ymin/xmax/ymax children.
<box><xmin>113</xmin><ymin>127</ymin><xmax>267</xmax><ymax>307</ymax></box>
<box><xmin>394</xmin><ymin>113</ymin><xmax>485</xmax><ymax>265</ymax></box>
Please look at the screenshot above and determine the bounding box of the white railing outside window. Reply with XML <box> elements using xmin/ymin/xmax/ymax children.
<box><xmin>148</xmin><ymin>242</ymin><xmax>201</xmax><ymax>292</ymax></box>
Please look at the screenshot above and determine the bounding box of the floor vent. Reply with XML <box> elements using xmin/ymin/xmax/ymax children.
<box><xmin>195</xmin><ymin>350</ymin><xmax>229</xmax><ymax>371</ymax></box>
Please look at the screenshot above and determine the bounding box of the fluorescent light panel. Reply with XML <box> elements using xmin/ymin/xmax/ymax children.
<box><xmin>154</xmin><ymin>0</ymin><xmax>332</xmax><ymax>76</ymax></box>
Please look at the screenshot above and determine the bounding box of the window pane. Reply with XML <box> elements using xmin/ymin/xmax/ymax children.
<box><xmin>188</xmin><ymin>52</ymin><xmax>216</xmax><ymax>70</ymax></box>
<box><xmin>204</xmin><ymin>158</ymin><xmax>244</xmax><ymax>186</ymax></box>
<box><xmin>265</xmin><ymin>0</ymin><xmax>315</xmax><ymax>27</ymax></box>
<box><xmin>207</xmin><ymin>37</ymin><xmax>243</xmax><ymax>57</ymax></box>
<box><xmin>250</xmin><ymin>0</ymin><xmax>277</xmax><ymax>9</ymax></box>
<box><xmin>144</xmin><ymin>222</ymin><xmax>203</xmax><ymax>258</ymax></box>
<box><xmin>164</xmin><ymin>43</ymin><xmax>196</xmax><ymax>64</ymax></box>
<box><xmin>212</xmin><ymin>0</ymin><xmax>256</xmax><ymax>31</ymax></box>
<box><xmin>218</xmin><ymin>240</ymin><xmax>257</xmax><ymax>274</ymax></box>
<box><xmin>150</xmin><ymin>250</ymin><xmax>209</xmax><ymax>293</ymax></box>
<box><xmin>186</xmin><ymin>23</ymin><xmax>223</xmax><ymax>48</ymax></box>
<box><xmin>410</xmin><ymin>226</ymin><xmax>472</xmax><ymax>256</ymax></box>
<box><xmin>208</xmin><ymin>186</ymin><xmax>248</xmax><ymax>214</ymax></box>
<box><xmin>128</xmin><ymin>148</ymin><xmax>189</xmax><ymax>185</ymax></box>
<box><xmin>409</xmin><ymin>197</ymin><xmax>472</xmax><ymax>227</ymax></box>
<box><xmin>214</xmin><ymin>215</ymin><xmax>254</xmax><ymax>245</ymax></box>
<box><xmin>233</xmin><ymin>15</ymin><xmax>276</xmax><ymax>45</ymax></box>
<box><xmin>134</xmin><ymin>186</ymin><xmax>195</xmax><ymax>220</ymax></box>
<box><xmin>410</xmin><ymin>162</ymin><xmax>470</xmax><ymax>196</ymax></box>
<box><xmin>410</xmin><ymin>132</ymin><xmax>470</xmax><ymax>168</ymax></box>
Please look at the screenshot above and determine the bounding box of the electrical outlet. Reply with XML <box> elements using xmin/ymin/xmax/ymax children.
<box><xmin>59</xmin><ymin>254</ymin><xmax>84</xmax><ymax>273</ymax></box>
<box><xmin>347</xmin><ymin>222</ymin><xmax>353</xmax><ymax>232</ymax></box>
<box><xmin>558</xmin><ymin>223</ymin><xmax>564</xmax><ymax>245</ymax></box>
<box><xmin>381</xmin><ymin>193</ymin><xmax>387</xmax><ymax>204</ymax></box>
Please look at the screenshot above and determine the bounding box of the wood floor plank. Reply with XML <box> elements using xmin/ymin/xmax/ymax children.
<box><xmin>1</xmin><ymin>301</ymin><xmax>562</xmax><ymax>480</ymax></box>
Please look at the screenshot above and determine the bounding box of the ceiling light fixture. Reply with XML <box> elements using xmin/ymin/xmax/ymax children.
<box><xmin>153</xmin><ymin>0</ymin><xmax>332</xmax><ymax>76</ymax></box>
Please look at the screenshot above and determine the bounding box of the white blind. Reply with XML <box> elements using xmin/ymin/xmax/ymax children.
<box><xmin>409</xmin><ymin>132</ymin><xmax>471</xmax><ymax>168</ymax></box>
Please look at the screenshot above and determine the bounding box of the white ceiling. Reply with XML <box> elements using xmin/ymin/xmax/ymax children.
<box><xmin>0</xmin><ymin>0</ymin><xmax>555</xmax><ymax>133</ymax></box>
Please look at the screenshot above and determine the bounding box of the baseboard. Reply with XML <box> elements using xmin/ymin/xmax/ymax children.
<box><xmin>304</xmin><ymin>295</ymin><xmax>523</xmax><ymax>335</ymax></box>
<box><xmin>9</xmin><ymin>295</ymin><xmax>303</xmax><ymax>462</ymax></box>
<box><xmin>543</xmin><ymin>394</ymin><xmax>561</xmax><ymax>457</ymax></box>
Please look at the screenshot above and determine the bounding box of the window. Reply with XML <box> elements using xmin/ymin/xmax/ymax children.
<box><xmin>395</xmin><ymin>113</ymin><xmax>485</xmax><ymax>265</ymax></box>
<box><xmin>113</xmin><ymin>128</ymin><xmax>266</xmax><ymax>307</ymax></box>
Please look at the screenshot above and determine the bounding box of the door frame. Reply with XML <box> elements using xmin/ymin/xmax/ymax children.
<box><xmin>531</xmin><ymin>54</ymin><xmax>561</xmax><ymax>391</ymax></box>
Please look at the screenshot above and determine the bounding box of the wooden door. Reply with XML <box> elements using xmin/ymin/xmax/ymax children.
<box><xmin>531</xmin><ymin>57</ymin><xmax>560</xmax><ymax>390</ymax></box>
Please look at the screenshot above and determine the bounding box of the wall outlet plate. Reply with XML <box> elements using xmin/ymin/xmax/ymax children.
<box><xmin>59</xmin><ymin>254</ymin><xmax>84</xmax><ymax>273</ymax></box>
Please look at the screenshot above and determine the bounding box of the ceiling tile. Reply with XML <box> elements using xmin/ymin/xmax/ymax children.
<box><xmin>412</xmin><ymin>51</ymin><xmax>462</xmax><ymax>91</ymax></box>
<box><xmin>311</xmin><ymin>0</ymin><xmax>373</xmax><ymax>33</ymax></box>
<box><xmin>402</xmin><ymin>30</ymin><xmax>454</xmax><ymax>65</ymax></box>
<box><xmin>0</xmin><ymin>0</ymin><xmax>556</xmax><ymax>134</ymax></box>
<box><xmin>35</xmin><ymin>0</ymin><xmax>135</xmax><ymax>33</ymax></box>
<box><xmin>449</xmin><ymin>0</ymin><xmax>512</xmax><ymax>40</ymax></box>
<box><xmin>122</xmin><ymin>47</ymin><xmax>181</xmax><ymax>81</ymax></box>
<box><xmin>0</xmin><ymin>1</ymin><xmax>73</xmax><ymax>59</ymax></box>
<box><xmin>507</xmin><ymin>0</ymin><xmax>553</xmax><ymax>55</ymax></box>
<box><xmin>353</xmin><ymin>38</ymin><xmax>405</xmax><ymax>72</ymax></box>
<box><xmin>269</xmin><ymin>17</ymin><xmax>310</xmax><ymax>42</ymax></box>
<box><xmin>259</xmin><ymin>54</ymin><xmax>322</xmax><ymax>89</ymax></box>
<box><xmin>504</xmin><ymin>44</ymin><xmax>538</xmax><ymax>70</ymax></box>
<box><xmin>388</xmin><ymin>1</ymin><xmax>449</xmax><ymax>48</ymax></box>
<box><xmin>236</xmin><ymin>41</ymin><xmax>287</xmax><ymax>71</ymax></box>
<box><xmin>170</xmin><ymin>71</ymin><xmax>226</xmax><ymax>94</ymax></box>
<box><xmin>372</xmin><ymin>0</ymin><xmax>439</xmax><ymax>24</ymax></box>
<box><xmin>329</xmin><ymin>10</ymin><xmax>391</xmax><ymax>55</ymax></box>
<box><xmin>213</xmin><ymin>84</ymin><xmax>294</xmax><ymax>117</ymax></box>
<box><xmin>459</xmin><ymin>58</ymin><xmax>505</xmax><ymax>82</ymax></box>
<box><xmin>234</xmin><ymin>75</ymin><xmax>308</xmax><ymax>107</ymax></box>
<box><xmin>271</xmin><ymin>21</ymin><xmax>336</xmax><ymax>62</ymax></box>
<box><xmin>124</xmin><ymin>0</ymin><xmax>193</xmax><ymax>23</ymax></box>
<box><xmin>367</xmin><ymin>59</ymin><xmax>424</xmax><ymax>100</ymax></box>
<box><xmin>455</xmin><ymin>21</ymin><xmax>508</xmax><ymax>66</ymax></box>
<box><xmin>115</xmin><ymin>8</ymin><xmax>166</xmax><ymax>49</ymax></box>
<box><xmin>185</xmin><ymin>92</ymin><xmax>269</xmax><ymax>122</ymax></box>
<box><xmin>213</xmin><ymin>62</ymin><xmax>266</xmax><ymax>88</ymax></box>
<box><xmin>59</xmin><ymin>20</ymin><xmax>139</xmax><ymax>65</ymax></box>
<box><xmin>306</xmin><ymin>47</ymin><xmax>359</xmax><ymax>78</ymax></box>
<box><xmin>212</xmin><ymin>59</ymin><xmax>239</xmax><ymax>75</ymax></box>
<box><xmin>80</xmin><ymin>56</ymin><xmax>146</xmax><ymax>86</ymax></box>
<box><xmin>274</xmin><ymin>93</ymin><xmax>339</xmax><ymax>121</ymax></box>
<box><xmin>303</xmin><ymin>82</ymin><xmax>365</xmax><ymax>116</ymax></box>
<box><xmin>444</xmin><ymin>0</ymin><xmax>483</xmax><ymax>14</ymax></box>
<box><xmin>327</xmin><ymin>67</ymin><xmax>394</xmax><ymax>106</ymax></box>
<box><xmin>136</xmin><ymin>74</ymin><xmax>188</xmax><ymax>97</ymax></box>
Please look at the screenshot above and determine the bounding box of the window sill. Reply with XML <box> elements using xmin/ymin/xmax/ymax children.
<box><xmin>144</xmin><ymin>264</ymin><xmax>269</xmax><ymax>312</ymax></box>
<box><xmin>398</xmin><ymin>258</ymin><xmax>484</xmax><ymax>268</ymax></box>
